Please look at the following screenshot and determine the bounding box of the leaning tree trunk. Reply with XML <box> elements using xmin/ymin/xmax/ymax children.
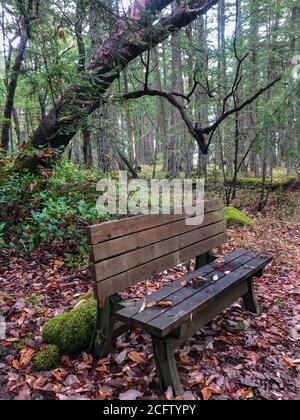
<box><xmin>19</xmin><ymin>0</ymin><xmax>219</xmax><ymax>170</ymax></box>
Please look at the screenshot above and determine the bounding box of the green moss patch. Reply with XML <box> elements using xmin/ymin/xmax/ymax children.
<box><xmin>33</xmin><ymin>344</ymin><xmax>61</xmax><ymax>371</ymax></box>
<box><xmin>42</xmin><ymin>297</ymin><xmax>96</xmax><ymax>355</ymax></box>
<box><xmin>224</xmin><ymin>207</ymin><xmax>255</xmax><ymax>227</ymax></box>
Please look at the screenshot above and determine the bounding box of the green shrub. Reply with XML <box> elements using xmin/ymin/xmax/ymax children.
<box><xmin>42</xmin><ymin>297</ymin><xmax>96</xmax><ymax>355</ymax></box>
<box><xmin>224</xmin><ymin>207</ymin><xmax>255</xmax><ymax>227</ymax></box>
<box><xmin>33</xmin><ymin>344</ymin><xmax>61</xmax><ymax>371</ymax></box>
<box><xmin>0</xmin><ymin>156</ymin><xmax>110</xmax><ymax>265</ymax></box>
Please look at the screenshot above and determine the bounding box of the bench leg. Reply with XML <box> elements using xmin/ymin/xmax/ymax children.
<box><xmin>242</xmin><ymin>278</ymin><xmax>260</xmax><ymax>315</ymax></box>
<box><xmin>89</xmin><ymin>297</ymin><xmax>115</xmax><ymax>359</ymax></box>
<box><xmin>151</xmin><ymin>336</ymin><xmax>183</xmax><ymax>397</ymax></box>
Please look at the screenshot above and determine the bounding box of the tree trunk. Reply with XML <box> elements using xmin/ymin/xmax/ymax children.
<box><xmin>153</xmin><ymin>47</ymin><xmax>168</xmax><ymax>157</ymax></box>
<box><xmin>167</xmin><ymin>1</ymin><xmax>184</xmax><ymax>178</ymax></box>
<box><xmin>76</xmin><ymin>0</ymin><xmax>93</xmax><ymax>167</ymax></box>
<box><xmin>1</xmin><ymin>32</ymin><xmax>28</xmax><ymax>151</ymax></box>
<box><xmin>123</xmin><ymin>69</ymin><xmax>137</xmax><ymax>166</ymax></box>
<box><xmin>231</xmin><ymin>0</ymin><xmax>242</xmax><ymax>201</ymax></box>
<box><xmin>196</xmin><ymin>14</ymin><xmax>209</xmax><ymax>178</ymax></box>
<box><xmin>21</xmin><ymin>0</ymin><xmax>219</xmax><ymax>170</ymax></box>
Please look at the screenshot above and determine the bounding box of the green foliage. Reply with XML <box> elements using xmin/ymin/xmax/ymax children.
<box><xmin>25</xmin><ymin>295</ymin><xmax>41</xmax><ymax>307</ymax></box>
<box><xmin>32</xmin><ymin>344</ymin><xmax>61</xmax><ymax>371</ymax></box>
<box><xmin>42</xmin><ymin>297</ymin><xmax>96</xmax><ymax>355</ymax></box>
<box><xmin>224</xmin><ymin>207</ymin><xmax>255</xmax><ymax>227</ymax></box>
<box><xmin>0</xmin><ymin>157</ymin><xmax>109</xmax><ymax>266</ymax></box>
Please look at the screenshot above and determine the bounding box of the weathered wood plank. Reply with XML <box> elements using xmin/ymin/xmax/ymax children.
<box><xmin>91</xmin><ymin>209</ymin><xmax>224</xmax><ymax>263</ymax></box>
<box><xmin>168</xmin><ymin>281</ymin><xmax>249</xmax><ymax>348</ymax></box>
<box><xmin>93</xmin><ymin>220</ymin><xmax>226</xmax><ymax>280</ymax></box>
<box><xmin>115</xmin><ymin>249</ymin><xmax>249</xmax><ymax>321</ymax></box>
<box><xmin>93</xmin><ymin>232</ymin><xmax>228</xmax><ymax>299</ymax></box>
<box><xmin>87</xmin><ymin>199</ymin><xmax>224</xmax><ymax>245</ymax></box>
<box><xmin>131</xmin><ymin>250</ymin><xmax>258</xmax><ymax>325</ymax></box>
<box><xmin>146</xmin><ymin>253</ymin><xmax>272</xmax><ymax>337</ymax></box>
<box><xmin>116</xmin><ymin>250</ymin><xmax>257</xmax><ymax>328</ymax></box>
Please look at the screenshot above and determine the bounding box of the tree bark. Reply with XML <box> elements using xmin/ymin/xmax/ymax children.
<box><xmin>167</xmin><ymin>1</ymin><xmax>184</xmax><ymax>178</ymax></box>
<box><xmin>196</xmin><ymin>14</ymin><xmax>208</xmax><ymax>178</ymax></box>
<box><xmin>76</xmin><ymin>0</ymin><xmax>93</xmax><ymax>167</ymax></box>
<box><xmin>1</xmin><ymin>26</ymin><xmax>28</xmax><ymax>150</ymax></box>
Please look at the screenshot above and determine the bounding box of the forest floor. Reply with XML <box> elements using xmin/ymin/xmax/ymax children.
<box><xmin>0</xmin><ymin>193</ymin><xmax>299</xmax><ymax>400</ymax></box>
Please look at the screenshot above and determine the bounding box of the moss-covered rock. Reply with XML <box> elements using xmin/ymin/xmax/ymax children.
<box><xmin>42</xmin><ymin>297</ymin><xmax>96</xmax><ymax>355</ymax></box>
<box><xmin>224</xmin><ymin>207</ymin><xmax>255</xmax><ymax>227</ymax></box>
<box><xmin>33</xmin><ymin>344</ymin><xmax>61</xmax><ymax>371</ymax></box>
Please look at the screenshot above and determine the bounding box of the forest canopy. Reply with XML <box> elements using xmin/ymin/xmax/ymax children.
<box><xmin>0</xmin><ymin>0</ymin><xmax>299</xmax><ymax>180</ymax></box>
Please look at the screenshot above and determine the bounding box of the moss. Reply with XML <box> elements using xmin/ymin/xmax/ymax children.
<box><xmin>42</xmin><ymin>297</ymin><xmax>96</xmax><ymax>355</ymax></box>
<box><xmin>238</xmin><ymin>177</ymin><xmax>296</xmax><ymax>189</ymax></box>
<box><xmin>33</xmin><ymin>344</ymin><xmax>61</xmax><ymax>371</ymax></box>
<box><xmin>25</xmin><ymin>295</ymin><xmax>40</xmax><ymax>306</ymax></box>
<box><xmin>224</xmin><ymin>207</ymin><xmax>255</xmax><ymax>227</ymax></box>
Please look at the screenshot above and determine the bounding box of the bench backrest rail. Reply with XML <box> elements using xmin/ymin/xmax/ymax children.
<box><xmin>88</xmin><ymin>199</ymin><xmax>226</xmax><ymax>300</ymax></box>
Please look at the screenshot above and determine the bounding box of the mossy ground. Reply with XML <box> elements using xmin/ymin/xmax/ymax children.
<box><xmin>224</xmin><ymin>207</ymin><xmax>255</xmax><ymax>227</ymax></box>
<box><xmin>42</xmin><ymin>297</ymin><xmax>96</xmax><ymax>355</ymax></box>
<box><xmin>33</xmin><ymin>344</ymin><xmax>61</xmax><ymax>371</ymax></box>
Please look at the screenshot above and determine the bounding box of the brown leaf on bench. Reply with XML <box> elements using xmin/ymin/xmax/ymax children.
<box><xmin>146</xmin><ymin>301</ymin><xmax>157</xmax><ymax>308</ymax></box>
<box><xmin>181</xmin><ymin>280</ymin><xmax>188</xmax><ymax>287</ymax></box>
<box><xmin>157</xmin><ymin>300</ymin><xmax>173</xmax><ymax>308</ymax></box>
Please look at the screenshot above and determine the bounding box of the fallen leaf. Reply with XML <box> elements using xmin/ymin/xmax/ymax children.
<box><xmin>139</xmin><ymin>298</ymin><xmax>146</xmax><ymax>313</ymax></box>
<box><xmin>146</xmin><ymin>301</ymin><xmax>157</xmax><ymax>308</ymax></box>
<box><xmin>215</xmin><ymin>336</ymin><xmax>232</xmax><ymax>345</ymax></box>
<box><xmin>119</xmin><ymin>389</ymin><xmax>143</xmax><ymax>400</ymax></box>
<box><xmin>163</xmin><ymin>386</ymin><xmax>174</xmax><ymax>400</ymax></box>
<box><xmin>201</xmin><ymin>387</ymin><xmax>212</xmax><ymax>400</ymax></box>
<box><xmin>115</xmin><ymin>349</ymin><xmax>127</xmax><ymax>365</ymax></box>
<box><xmin>128</xmin><ymin>351</ymin><xmax>145</xmax><ymax>363</ymax></box>
<box><xmin>243</xmin><ymin>388</ymin><xmax>254</xmax><ymax>399</ymax></box>
<box><xmin>20</xmin><ymin>348</ymin><xmax>35</xmax><ymax>367</ymax></box>
<box><xmin>181</xmin><ymin>280</ymin><xmax>188</xmax><ymax>287</ymax></box>
<box><xmin>157</xmin><ymin>300</ymin><xmax>172</xmax><ymax>308</ymax></box>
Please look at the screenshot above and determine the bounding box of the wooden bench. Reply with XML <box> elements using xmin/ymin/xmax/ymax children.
<box><xmin>87</xmin><ymin>199</ymin><xmax>272</xmax><ymax>395</ymax></box>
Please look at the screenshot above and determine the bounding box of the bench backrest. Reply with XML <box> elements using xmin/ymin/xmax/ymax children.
<box><xmin>88</xmin><ymin>199</ymin><xmax>226</xmax><ymax>300</ymax></box>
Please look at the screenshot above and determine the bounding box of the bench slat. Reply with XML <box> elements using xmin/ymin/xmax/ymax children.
<box><xmin>116</xmin><ymin>252</ymin><xmax>272</xmax><ymax>337</ymax></box>
<box><xmin>92</xmin><ymin>220</ymin><xmax>226</xmax><ymax>281</ymax></box>
<box><xmin>130</xmin><ymin>251</ymin><xmax>258</xmax><ymax>325</ymax></box>
<box><xmin>147</xmin><ymin>253</ymin><xmax>272</xmax><ymax>337</ymax></box>
<box><xmin>87</xmin><ymin>199</ymin><xmax>224</xmax><ymax>245</ymax></box>
<box><xmin>91</xmin><ymin>209</ymin><xmax>224</xmax><ymax>263</ymax></box>
<box><xmin>93</xmin><ymin>232</ymin><xmax>227</xmax><ymax>299</ymax></box>
<box><xmin>116</xmin><ymin>249</ymin><xmax>249</xmax><ymax>320</ymax></box>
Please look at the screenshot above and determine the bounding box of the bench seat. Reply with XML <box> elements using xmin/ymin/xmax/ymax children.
<box><xmin>116</xmin><ymin>249</ymin><xmax>272</xmax><ymax>338</ymax></box>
